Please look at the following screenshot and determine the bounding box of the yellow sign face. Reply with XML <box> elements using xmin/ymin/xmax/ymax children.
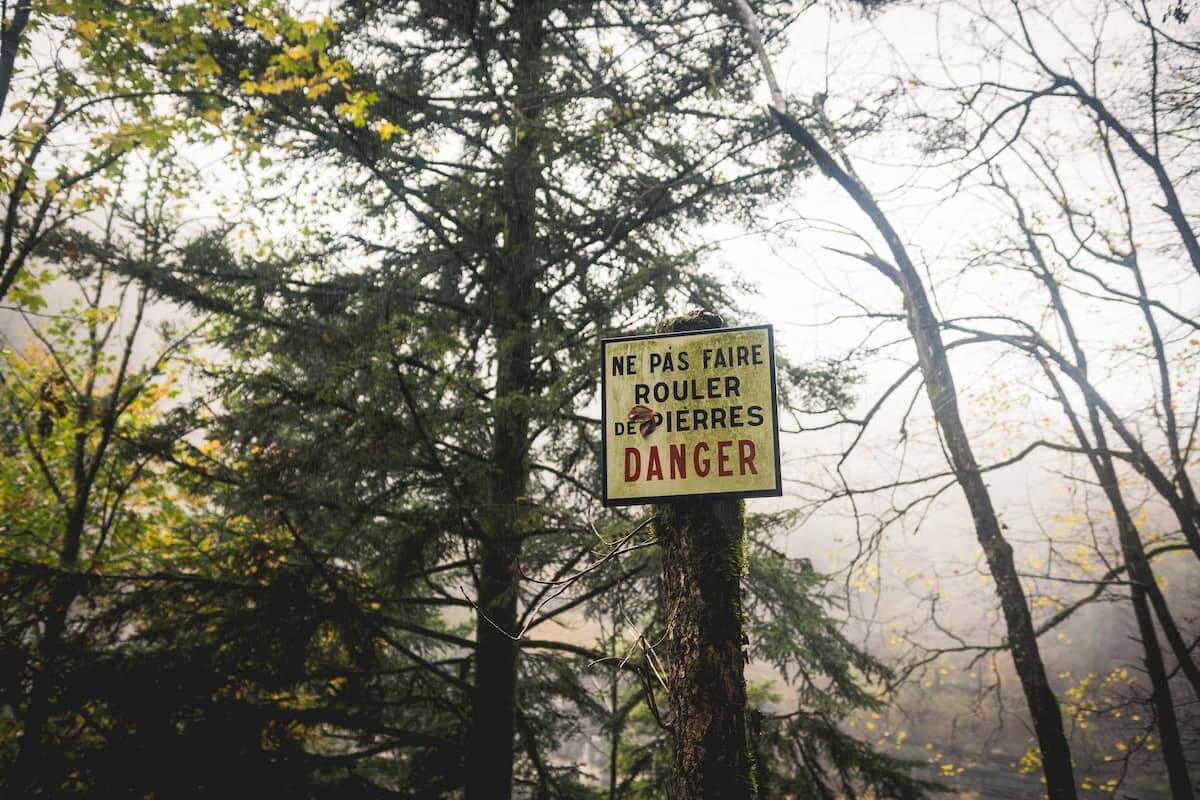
<box><xmin>601</xmin><ymin>324</ymin><xmax>782</xmax><ymax>506</ymax></box>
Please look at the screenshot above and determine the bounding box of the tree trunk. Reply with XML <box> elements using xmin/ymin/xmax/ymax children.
<box><xmin>0</xmin><ymin>0</ymin><xmax>32</xmax><ymax>119</ymax></box>
<box><xmin>8</xmin><ymin>579</ymin><xmax>75</xmax><ymax>798</ymax></box>
<box><xmin>657</xmin><ymin>498</ymin><xmax>753</xmax><ymax>800</ymax></box>
<box><xmin>761</xmin><ymin>108</ymin><xmax>1078</xmax><ymax>800</ymax></box>
<box><xmin>1072</xmin><ymin>416</ymin><xmax>1196</xmax><ymax>797</ymax></box>
<box><xmin>9</xmin><ymin>498</ymin><xmax>88</xmax><ymax>798</ymax></box>
<box><xmin>1128</xmin><ymin>586</ymin><xmax>1194</xmax><ymax>798</ymax></box>
<box><xmin>1038</xmin><ymin>364</ymin><xmax>1196</xmax><ymax>794</ymax></box>
<box><xmin>1026</xmin><ymin>249</ymin><xmax>1200</xmax><ymax>703</ymax></box>
<box><xmin>464</xmin><ymin>3</ymin><xmax>544</xmax><ymax>798</ymax></box>
<box><xmin>654</xmin><ymin>309</ymin><xmax>754</xmax><ymax>800</ymax></box>
<box><xmin>467</xmin><ymin>543</ymin><xmax>523</xmax><ymax>799</ymax></box>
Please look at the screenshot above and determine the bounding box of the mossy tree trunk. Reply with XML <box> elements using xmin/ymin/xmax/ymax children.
<box><xmin>655</xmin><ymin>311</ymin><xmax>754</xmax><ymax>800</ymax></box>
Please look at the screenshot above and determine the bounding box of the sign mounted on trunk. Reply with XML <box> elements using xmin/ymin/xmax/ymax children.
<box><xmin>600</xmin><ymin>324</ymin><xmax>782</xmax><ymax>506</ymax></box>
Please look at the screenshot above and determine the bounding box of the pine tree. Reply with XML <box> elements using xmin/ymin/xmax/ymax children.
<box><xmin>122</xmin><ymin>1</ymin><xmax>941</xmax><ymax>796</ymax></box>
<box><xmin>163</xmin><ymin>3</ymin><xmax>800</xmax><ymax>795</ymax></box>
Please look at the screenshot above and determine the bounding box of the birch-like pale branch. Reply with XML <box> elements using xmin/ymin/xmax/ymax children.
<box><xmin>731</xmin><ymin>0</ymin><xmax>786</xmax><ymax>112</ymax></box>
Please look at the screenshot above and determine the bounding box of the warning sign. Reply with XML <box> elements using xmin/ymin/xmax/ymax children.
<box><xmin>600</xmin><ymin>324</ymin><xmax>782</xmax><ymax>506</ymax></box>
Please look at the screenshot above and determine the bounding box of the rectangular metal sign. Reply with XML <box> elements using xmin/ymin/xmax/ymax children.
<box><xmin>601</xmin><ymin>324</ymin><xmax>782</xmax><ymax>506</ymax></box>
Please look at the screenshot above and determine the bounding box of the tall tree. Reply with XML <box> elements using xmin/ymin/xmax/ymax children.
<box><xmin>731</xmin><ymin>3</ymin><xmax>1080</xmax><ymax>796</ymax></box>
<box><xmin>145</xmin><ymin>1</ymin><xmax>805</xmax><ymax>795</ymax></box>
<box><xmin>732</xmin><ymin>0</ymin><xmax>1199</xmax><ymax>794</ymax></box>
<box><xmin>0</xmin><ymin>178</ymin><xmax>200</xmax><ymax>796</ymax></box>
<box><xmin>915</xmin><ymin>4</ymin><xmax>1200</xmax><ymax>791</ymax></box>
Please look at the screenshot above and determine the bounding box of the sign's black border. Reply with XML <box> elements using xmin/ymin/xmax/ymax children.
<box><xmin>600</xmin><ymin>323</ymin><xmax>784</xmax><ymax>507</ymax></box>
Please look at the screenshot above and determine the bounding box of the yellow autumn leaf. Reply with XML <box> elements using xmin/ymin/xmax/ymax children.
<box><xmin>377</xmin><ymin>120</ymin><xmax>405</xmax><ymax>140</ymax></box>
<box><xmin>206</xmin><ymin>10</ymin><xmax>231</xmax><ymax>32</ymax></box>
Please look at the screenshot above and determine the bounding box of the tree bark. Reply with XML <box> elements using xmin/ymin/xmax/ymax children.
<box><xmin>9</xmin><ymin>501</ymin><xmax>87</xmax><ymax>798</ymax></box>
<box><xmin>654</xmin><ymin>311</ymin><xmax>754</xmax><ymax>800</ymax></box>
<box><xmin>0</xmin><ymin>0</ymin><xmax>32</xmax><ymax>117</ymax></box>
<box><xmin>1126</xmin><ymin>587</ymin><xmax>1194</xmax><ymax>798</ymax></box>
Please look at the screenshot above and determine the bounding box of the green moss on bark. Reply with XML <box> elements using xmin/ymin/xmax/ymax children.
<box><xmin>654</xmin><ymin>310</ymin><xmax>753</xmax><ymax>799</ymax></box>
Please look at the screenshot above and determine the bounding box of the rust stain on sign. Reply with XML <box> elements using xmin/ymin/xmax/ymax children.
<box><xmin>628</xmin><ymin>404</ymin><xmax>657</xmax><ymax>437</ymax></box>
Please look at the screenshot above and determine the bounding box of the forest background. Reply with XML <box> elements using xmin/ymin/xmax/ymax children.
<box><xmin>0</xmin><ymin>0</ymin><xmax>1197</xmax><ymax>798</ymax></box>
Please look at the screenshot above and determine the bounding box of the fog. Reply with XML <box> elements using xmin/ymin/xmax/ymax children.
<box><xmin>4</xmin><ymin>1</ymin><xmax>1196</xmax><ymax>796</ymax></box>
<box><xmin>718</xmin><ymin>2</ymin><xmax>1199</xmax><ymax>794</ymax></box>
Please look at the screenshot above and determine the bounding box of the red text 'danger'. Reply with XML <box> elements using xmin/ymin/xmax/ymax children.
<box><xmin>624</xmin><ymin>440</ymin><xmax>758</xmax><ymax>482</ymax></box>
